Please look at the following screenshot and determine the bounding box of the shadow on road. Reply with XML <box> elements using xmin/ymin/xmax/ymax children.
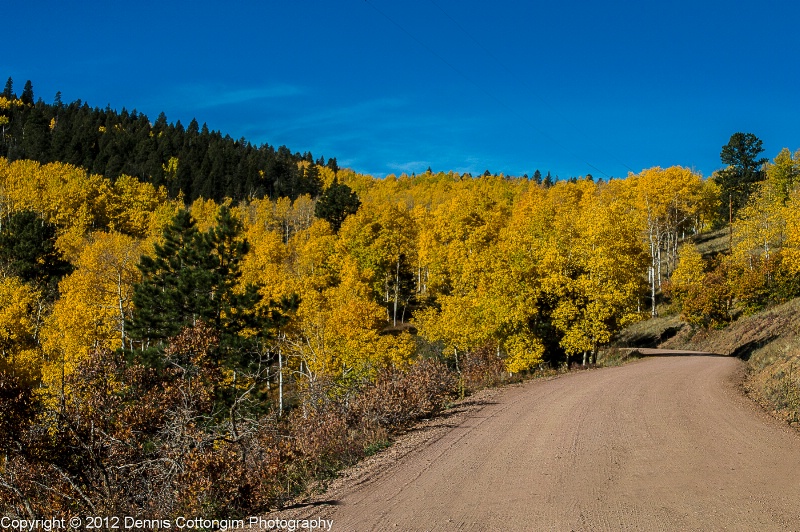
<box><xmin>630</xmin><ymin>348</ymin><xmax>728</xmax><ymax>358</ymax></box>
<box><xmin>281</xmin><ymin>499</ymin><xmax>341</xmax><ymax>510</ymax></box>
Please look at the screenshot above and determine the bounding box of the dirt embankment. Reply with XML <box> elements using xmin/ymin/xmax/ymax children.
<box><xmin>660</xmin><ymin>298</ymin><xmax>800</xmax><ymax>426</ymax></box>
<box><xmin>264</xmin><ymin>353</ymin><xmax>800</xmax><ymax>530</ymax></box>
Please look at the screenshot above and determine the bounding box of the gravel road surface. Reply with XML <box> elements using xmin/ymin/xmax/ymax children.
<box><xmin>269</xmin><ymin>354</ymin><xmax>800</xmax><ymax>531</ymax></box>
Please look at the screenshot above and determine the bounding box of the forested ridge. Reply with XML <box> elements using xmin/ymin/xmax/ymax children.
<box><xmin>0</xmin><ymin>78</ymin><xmax>326</xmax><ymax>202</ymax></box>
<box><xmin>2</xmin><ymin>79</ymin><xmax>800</xmax><ymax>519</ymax></box>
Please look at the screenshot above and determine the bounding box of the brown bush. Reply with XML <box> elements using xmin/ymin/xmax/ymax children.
<box><xmin>348</xmin><ymin>358</ymin><xmax>456</xmax><ymax>431</ymax></box>
<box><xmin>461</xmin><ymin>344</ymin><xmax>507</xmax><ymax>392</ymax></box>
<box><xmin>1</xmin><ymin>325</ymin><xmax>469</xmax><ymax>517</ymax></box>
<box><xmin>0</xmin><ymin>367</ymin><xmax>35</xmax><ymax>455</ymax></box>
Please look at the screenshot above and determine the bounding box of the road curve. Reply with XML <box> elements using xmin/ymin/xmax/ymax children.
<box><xmin>282</xmin><ymin>354</ymin><xmax>800</xmax><ymax>530</ymax></box>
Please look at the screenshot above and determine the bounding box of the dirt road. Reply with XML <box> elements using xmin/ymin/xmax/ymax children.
<box><xmin>274</xmin><ymin>354</ymin><xmax>800</xmax><ymax>530</ymax></box>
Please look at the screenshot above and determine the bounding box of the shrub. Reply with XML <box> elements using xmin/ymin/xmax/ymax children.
<box><xmin>461</xmin><ymin>344</ymin><xmax>507</xmax><ymax>392</ymax></box>
<box><xmin>349</xmin><ymin>358</ymin><xmax>456</xmax><ymax>431</ymax></box>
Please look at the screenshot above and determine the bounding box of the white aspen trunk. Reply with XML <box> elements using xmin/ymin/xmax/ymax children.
<box><xmin>393</xmin><ymin>258</ymin><xmax>400</xmax><ymax>326</ymax></box>
<box><xmin>673</xmin><ymin>230</ymin><xmax>679</xmax><ymax>274</ymax></box>
<box><xmin>657</xmin><ymin>244</ymin><xmax>663</xmax><ymax>288</ymax></box>
<box><xmin>650</xmin><ymin>266</ymin><xmax>657</xmax><ymax>317</ymax></box>
<box><xmin>278</xmin><ymin>348</ymin><xmax>284</xmax><ymax>416</ymax></box>
<box><xmin>117</xmin><ymin>272</ymin><xmax>126</xmax><ymax>347</ymax></box>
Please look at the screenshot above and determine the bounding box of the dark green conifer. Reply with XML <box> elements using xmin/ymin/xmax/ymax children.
<box><xmin>0</xmin><ymin>210</ymin><xmax>71</xmax><ymax>290</ymax></box>
<box><xmin>314</xmin><ymin>178</ymin><xmax>361</xmax><ymax>232</ymax></box>
<box><xmin>2</xmin><ymin>77</ymin><xmax>13</xmax><ymax>99</ymax></box>
<box><xmin>128</xmin><ymin>207</ymin><xmax>282</xmax><ymax>370</ymax></box>
<box><xmin>714</xmin><ymin>132</ymin><xmax>769</xmax><ymax>218</ymax></box>
<box><xmin>20</xmin><ymin>80</ymin><xmax>34</xmax><ymax>105</ymax></box>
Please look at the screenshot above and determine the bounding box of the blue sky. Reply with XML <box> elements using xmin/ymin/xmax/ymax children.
<box><xmin>3</xmin><ymin>1</ymin><xmax>798</xmax><ymax>179</ymax></box>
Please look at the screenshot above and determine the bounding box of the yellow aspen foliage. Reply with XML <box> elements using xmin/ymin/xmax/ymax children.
<box><xmin>338</xmin><ymin>201</ymin><xmax>417</xmax><ymax>321</ymax></box>
<box><xmin>317</xmin><ymin>166</ymin><xmax>337</xmax><ymax>188</ymax></box>
<box><xmin>532</xmin><ymin>180</ymin><xmax>648</xmax><ymax>362</ymax></box>
<box><xmin>335</xmin><ymin>168</ymin><xmax>375</xmax><ymax>196</ymax></box>
<box><xmin>0</xmin><ymin>159</ymin><xmax>96</xmax><ymax>228</ymax></box>
<box><xmin>240</xmin><ymin>227</ymin><xmax>290</xmax><ymax>305</ymax></box>
<box><xmin>41</xmin><ymin>232</ymin><xmax>143</xmax><ymax>395</ymax></box>
<box><xmin>413</xmin><ymin>293</ymin><xmax>487</xmax><ymax>358</ymax></box>
<box><xmin>101</xmin><ymin>174</ymin><xmax>171</xmax><ymax>237</ymax></box>
<box><xmin>162</xmin><ymin>156</ymin><xmax>179</xmax><ymax>182</ymax></box>
<box><xmin>0</xmin><ymin>159</ymin><xmax>171</xmax><ymax>259</ymax></box>
<box><xmin>285</xmin><ymin>257</ymin><xmax>412</xmax><ymax>383</ymax></box>
<box><xmin>618</xmin><ymin>166</ymin><xmax>707</xmax><ymax>316</ymax></box>
<box><xmin>189</xmin><ymin>197</ymin><xmax>221</xmax><ymax>232</ymax></box>
<box><xmin>731</xmin><ymin>183</ymin><xmax>784</xmax><ymax>269</ymax></box>
<box><xmin>766</xmin><ymin>147</ymin><xmax>800</xmax><ymax>202</ymax></box>
<box><xmin>415</xmin><ymin>180</ymin><xmax>553</xmax><ymax>373</ymax></box>
<box><xmin>667</xmin><ymin>243</ymin><xmax>707</xmax><ymax>320</ymax></box>
<box><xmin>784</xmin><ymin>189</ymin><xmax>800</xmax><ymax>274</ymax></box>
<box><xmin>272</xmin><ymin>196</ymin><xmax>294</xmax><ymax>241</ymax></box>
<box><xmin>504</xmin><ymin>333</ymin><xmax>545</xmax><ymax>374</ymax></box>
<box><xmin>0</xmin><ymin>97</ymin><xmax>24</xmax><ymax>111</ymax></box>
<box><xmin>670</xmin><ymin>244</ymin><xmax>706</xmax><ymax>289</ymax></box>
<box><xmin>695</xmin><ymin>178</ymin><xmax>722</xmax><ymax>232</ymax></box>
<box><xmin>287</xmin><ymin>218</ymin><xmax>338</xmax><ymax>291</ymax></box>
<box><xmin>237</xmin><ymin>194</ymin><xmax>316</xmax><ymax>245</ymax></box>
<box><xmin>412</xmin><ymin>204</ymin><xmax>435</xmax><ymax>299</ymax></box>
<box><xmin>0</xmin><ymin>276</ymin><xmax>43</xmax><ymax>381</ymax></box>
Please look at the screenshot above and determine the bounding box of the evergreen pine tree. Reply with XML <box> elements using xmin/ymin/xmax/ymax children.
<box><xmin>128</xmin><ymin>207</ymin><xmax>278</xmax><ymax>369</ymax></box>
<box><xmin>20</xmin><ymin>80</ymin><xmax>34</xmax><ymax>105</ymax></box>
<box><xmin>2</xmin><ymin>77</ymin><xmax>13</xmax><ymax>99</ymax></box>
<box><xmin>0</xmin><ymin>210</ymin><xmax>72</xmax><ymax>290</ymax></box>
<box><xmin>128</xmin><ymin>209</ymin><xmax>205</xmax><ymax>348</ymax></box>
<box><xmin>314</xmin><ymin>178</ymin><xmax>361</xmax><ymax>232</ymax></box>
<box><xmin>326</xmin><ymin>156</ymin><xmax>338</xmax><ymax>174</ymax></box>
<box><xmin>714</xmin><ymin>132</ymin><xmax>769</xmax><ymax>217</ymax></box>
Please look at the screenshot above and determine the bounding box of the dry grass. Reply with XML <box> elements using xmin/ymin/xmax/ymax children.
<box><xmin>691</xmin><ymin>227</ymin><xmax>730</xmax><ymax>261</ymax></box>
<box><xmin>611</xmin><ymin>313</ymin><xmax>684</xmax><ymax>349</ymax></box>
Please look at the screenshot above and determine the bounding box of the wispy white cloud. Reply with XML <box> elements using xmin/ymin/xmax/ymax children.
<box><xmin>193</xmin><ymin>84</ymin><xmax>306</xmax><ymax>108</ymax></box>
<box><xmin>265</xmin><ymin>97</ymin><xmax>408</xmax><ymax>136</ymax></box>
<box><xmin>150</xmin><ymin>82</ymin><xmax>307</xmax><ymax>113</ymax></box>
<box><xmin>385</xmin><ymin>160</ymin><xmax>432</xmax><ymax>174</ymax></box>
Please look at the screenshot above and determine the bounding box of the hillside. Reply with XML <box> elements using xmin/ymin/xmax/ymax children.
<box><xmin>1</xmin><ymin>80</ymin><xmax>326</xmax><ymax>202</ymax></box>
<box><xmin>2</xmin><ymin>84</ymin><xmax>800</xmax><ymax>520</ymax></box>
<box><xmin>0</xmin><ymin>154</ymin><xmax>731</xmax><ymax>518</ymax></box>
